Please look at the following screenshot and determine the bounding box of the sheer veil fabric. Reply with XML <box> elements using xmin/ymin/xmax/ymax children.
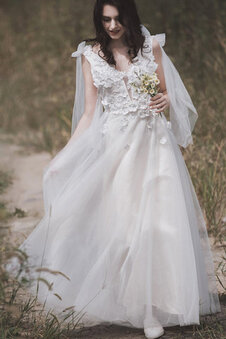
<box><xmin>6</xmin><ymin>24</ymin><xmax>221</xmax><ymax>329</ymax></box>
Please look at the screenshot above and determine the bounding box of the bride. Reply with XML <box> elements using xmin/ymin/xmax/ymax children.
<box><xmin>7</xmin><ymin>0</ymin><xmax>221</xmax><ymax>338</ymax></box>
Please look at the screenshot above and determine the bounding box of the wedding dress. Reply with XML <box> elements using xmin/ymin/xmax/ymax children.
<box><xmin>6</xmin><ymin>25</ymin><xmax>221</xmax><ymax>329</ymax></box>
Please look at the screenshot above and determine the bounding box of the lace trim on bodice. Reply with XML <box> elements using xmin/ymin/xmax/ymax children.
<box><xmin>82</xmin><ymin>34</ymin><xmax>158</xmax><ymax>89</ymax></box>
<box><xmin>81</xmin><ymin>34</ymin><xmax>163</xmax><ymax>132</ymax></box>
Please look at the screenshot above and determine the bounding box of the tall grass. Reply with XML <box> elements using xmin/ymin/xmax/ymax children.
<box><xmin>0</xmin><ymin>1</ymin><xmax>225</xmax><ymax>336</ymax></box>
<box><xmin>0</xmin><ymin>0</ymin><xmax>225</xmax><ymax>220</ymax></box>
<box><xmin>0</xmin><ymin>236</ymin><xmax>225</xmax><ymax>337</ymax></box>
<box><xmin>184</xmin><ymin>138</ymin><xmax>225</xmax><ymax>243</ymax></box>
<box><xmin>0</xmin><ymin>170</ymin><xmax>12</xmax><ymax>221</ymax></box>
<box><xmin>0</xmin><ymin>169</ymin><xmax>86</xmax><ymax>337</ymax></box>
<box><xmin>0</xmin><ymin>171</ymin><xmax>225</xmax><ymax>337</ymax></box>
<box><xmin>0</xmin><ymin>237</ymin><xmax>87</xmax><ymax>338</ymax></box>
<box><xmin>0</xmin><ymin>0</ymin><xmax>225</xmax><ymax>149</ymax></box>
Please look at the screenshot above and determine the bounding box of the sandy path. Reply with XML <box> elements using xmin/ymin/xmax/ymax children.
<box><xmin>0</xmin><ymin>133</ymin><xmax>225</xmax><ymax>338</ymax></box>
<box><xmin>0</xmin><ymin>134</ymin><xmax>51</xmax><ymax>245</ymax></box>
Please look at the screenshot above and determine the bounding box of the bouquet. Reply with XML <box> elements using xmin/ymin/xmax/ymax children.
<box><xmin>131</xmin><ymin>71</ymin><xmax>160</xmax><ymax>98</ymax></box>
<box><xmin>131</xmin><ymin>71</ymin><xmax>163</xmax><ymax>128</ymax></box>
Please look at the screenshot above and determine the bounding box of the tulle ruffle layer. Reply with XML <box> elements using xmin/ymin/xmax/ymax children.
<box><xmin>6</xmin><ymin>112</ymin><xmax>221</xmax><ymax>328</ymax></box>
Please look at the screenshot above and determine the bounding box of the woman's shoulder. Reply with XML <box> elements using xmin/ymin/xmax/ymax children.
<box><xmin>151</xmin><ymin>33</ymin><xmax>166</xmax><ymax>48</ymax></box>
<box><xmin>142</xmin><ymin>33</ymin><xmax>166</xmax><ymax>58</ymax></box>
<box><xmin>71</xmin><ymin>40</ymin><xmax>95</xmax><ymax>57</ymax></box>
<box><xmin>71</xmin><ymin>40</ymin><xmax>88</xmax><ymax>58</ymax></box>
<box><xmin>89</xmin><ymin>42</ymin><xmax>106</xmax><ymax>60</ymax></box>
<box><xmin>151</xmin><ymin>36</ymin><xmax>162</xmax><ymax>56</ymax></box>
<box><xmin>72</xmin><ymin>40</ymin><xmax>106</xmax><ymax>60</ymax></box>
<box><xmin>91</xmin><ymin>43</ymin><xmax>100</xmax><ymax>54</ymax></box>
<box><xmin>141</xmin><ymin>24</ymin><xmax>166</xmax><ymax>46</ymax></box>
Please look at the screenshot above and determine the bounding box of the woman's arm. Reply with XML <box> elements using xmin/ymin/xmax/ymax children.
<box><xmin>150</xmin><ymin>38</ymin><xmax>169</xmax><ymax>113</ymax></box>
<box><xmin>68</xmin><ymin>54</ymin><xmax>98</xmax><ymax>144</ymax></box>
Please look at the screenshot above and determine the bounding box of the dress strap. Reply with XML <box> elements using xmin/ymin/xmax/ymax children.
<box><xmin>141</xmin><ymin>24</ymin><xmax>166</xmax><ymax>47</ymax></box>
<box><xmin>72</xmin><ymin>42</ymin><xmax>100</xmax><ymax>75</ymax></box>
<box><xmin>152</xmin><ymin>33</ymin><xmax>166</xmax><ymax>47</ymax></box>
<box><xmin>70</xmin><ymin>41</ymin><xmax>87</xmax><ymax>135</ymax></box>
<box><xmin>71</xmin><ymin>41</ymin><xmax>86</xmax><ymax>58</ymax></box>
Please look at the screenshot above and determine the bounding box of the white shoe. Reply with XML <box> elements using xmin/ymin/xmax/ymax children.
<box><xmin>144</xmin><ymin>325</ymin><xmax>164</xmax><ymax>339</ymax></box>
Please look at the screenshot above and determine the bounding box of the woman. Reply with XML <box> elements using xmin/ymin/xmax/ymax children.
<box><xmin>7</xmin><ymin>0</ymin><xmax>221</xmax><ymax>338</ymax></box>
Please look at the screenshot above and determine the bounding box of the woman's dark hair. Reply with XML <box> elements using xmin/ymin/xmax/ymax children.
<box><xmin>85</xmin><ymin>0</ymin><xmax>146</xmax><ymax>66</ymax></box>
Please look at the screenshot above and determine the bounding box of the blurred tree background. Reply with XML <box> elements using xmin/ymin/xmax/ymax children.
<box><xmin>0</xmin><ymin>0</ymin><xmax>225</xmax><ymax>237</ymax></box>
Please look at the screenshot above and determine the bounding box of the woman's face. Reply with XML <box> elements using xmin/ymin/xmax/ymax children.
<box><xmin>102</xmin><ymin>4</ymin><xmax>125</xmax><ymax>40</ymax></box>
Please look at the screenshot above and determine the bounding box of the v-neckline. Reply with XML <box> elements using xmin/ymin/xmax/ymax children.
<box><xmin>87</xmin><ymin>45</ymin><xmax>137</xmax><ymax>75</ymax></box>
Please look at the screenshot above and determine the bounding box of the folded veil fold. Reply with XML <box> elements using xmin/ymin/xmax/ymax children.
<box><xmin>141</xmin><ymin>25</ymin><xmax>198</xmax><ymax>148</ymax></box>
<box><xmin>71</xmin><ymin>41</ymin><xmax>86</xmax><ymax>135</ymax></box>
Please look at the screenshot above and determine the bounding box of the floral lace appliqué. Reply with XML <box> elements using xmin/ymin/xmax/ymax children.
<box><xmin>82</xmin><ymin>35</ymin><xmax>161</xmax><ymax>134</ymax></box>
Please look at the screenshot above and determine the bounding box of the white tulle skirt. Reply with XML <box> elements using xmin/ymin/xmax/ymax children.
<box><xmin>7</xmin><ymin>111</ymin><xmax>221</xmax><ymax>329</ymax></box>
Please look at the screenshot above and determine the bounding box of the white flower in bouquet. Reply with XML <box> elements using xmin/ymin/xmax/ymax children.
<box><xmin>131</xmin><ymin>71</ymin><xmax>160</xmax><ymax>97</ymax></box>
<box><xmin>131</xmin><ymin>71</ymin><xmax>162</xmax><ymax>128</ymax></box>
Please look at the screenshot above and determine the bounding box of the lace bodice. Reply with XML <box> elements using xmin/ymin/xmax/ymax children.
<box><xmin>71</xmin><ymin>26</ymin><xmax>198</xmax><ymax>148</ymax></box>
<box><xmin>72</xmin><ymin>31</ymin><xmax>167</xmax><ymax>133</ymax></box>
<box><xmin>83</xmin><ymin>34</ymin><xmax>157</xmax><ymax>117</ymax></box>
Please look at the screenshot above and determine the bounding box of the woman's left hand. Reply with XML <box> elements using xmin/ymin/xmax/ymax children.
<box><xmin>149</xmin><ymin>92</ymin><xmax>170</xmax><ymax>113</ymax></box>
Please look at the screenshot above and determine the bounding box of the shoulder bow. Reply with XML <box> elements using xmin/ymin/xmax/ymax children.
<box><xmin>71</xmin><ymin>41</ymin><xmax>86</xmax><ymax>58</ymax></box>
<box><xmin>140</xmin><ymin>24</ymin><xmax>166</xmax><ymax>47</ymax></box>
<box><xmin>152</xmin><ymin>33</ymin><xmax>166</xmax><ymax>47</ymax></box>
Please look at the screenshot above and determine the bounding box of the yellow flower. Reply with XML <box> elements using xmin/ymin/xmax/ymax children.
<box><xmin>131</xmin><ymin>71</ymin><xmax>160</xmax><ymax>97</ymax></box>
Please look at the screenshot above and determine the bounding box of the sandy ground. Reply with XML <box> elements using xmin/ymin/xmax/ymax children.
<box><xmin>0</xmin><ymin>134</ymin><xmax>51</xmax><ymax>246</ymax></box>
<box><xmin>0</xmin><ymin>133</ymin><xmax>225</xmax><ymax>338</ymax></box>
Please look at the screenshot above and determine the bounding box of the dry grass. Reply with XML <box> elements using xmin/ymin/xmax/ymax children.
<box><xmin>0</xmin><ymin>0</ymin><xmax>225</xmax><ymax>337</ymax></box>
<box><xmin>0</xmin><ymin>163</ymin><xmax>225</xmax><ymax>337</ymax></box>
<box><xmin>0</xmin><ymin>1</ymin><xmax>225</xmax><ymax>235</ymax></box>
<box><xmin>0</xmin><ymin>239</ymin><xmax>225</xmax><ymax>338</ymax></box>
<box><xmin>0</xmin><ymin>233</ymin><xmax>87</xmax><ymax>338</ymax></box>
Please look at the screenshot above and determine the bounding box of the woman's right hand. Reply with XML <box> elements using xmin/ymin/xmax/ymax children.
<box><xmin>149</xmin><ymin>91</ymin><xmax>169</xmax><ymax>114</ymax></box>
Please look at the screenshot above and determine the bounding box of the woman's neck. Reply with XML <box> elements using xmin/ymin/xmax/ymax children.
<box><xmin>109</xmin><ymin>35</ymin><xmax>127</xmax><ymax>51</ymax></box>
